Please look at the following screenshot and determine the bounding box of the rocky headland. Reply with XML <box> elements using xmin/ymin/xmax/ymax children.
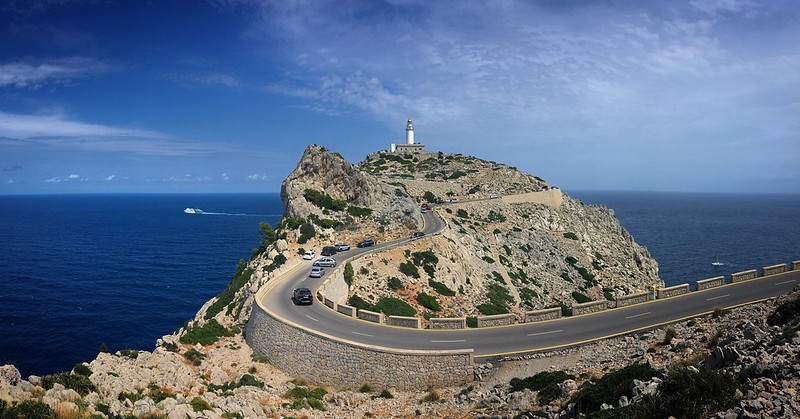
<box><xmin>2</xmin><ymin>145</ymin><xmax>796</xmax><ymax>419</ymax></box>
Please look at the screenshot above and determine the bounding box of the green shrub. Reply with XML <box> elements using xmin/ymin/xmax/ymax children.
<box><xmin>73</xmin><ymin>363</ymin><xmax>92</xmax><ymax>377</ymax></box>
<box><xmin>416</xmin><ymin>292</ymin><xmax>441</xmax><ymax>311</ymax></box>
<box><xmin>428</xmin><ymin>279</ymin><xmax>456</xmax><ymax>296</ymax></box>
<box><xmin>118</xmin><ymin>349</ymin><xmax>139</xmax><ymax>359</ymax></box>
<box><xmin>190</xmin><ymin>397</ymin><xmax>213</xmax><ymax>412</ymax></box>
<box><xmin>41</xmin><ymin>372</ymin><xmax>97</xmax><ymax>396</ymax></box>
<box><xmin>297</xmin><ymin>222</ymin><xmax>316</xmax><ymax>244</ymax></box>
<box><xmin>456</xmin><ymin>208</ymin><xmax>469</xmax><ymax>218</ymax></box>
<box><xmin>399</xmin><ymin>261</ymin><xmax>420</xmax><ymax>278</ymax></box>
<box><xmin>510</xmin><ymin>371</ymin><xmax>574</xmax><ymax>406</ymax></box>
<box><xmin>571</xmin><ymin>291</ymin><xmax>591</xmax><ymax>304</ymax></box>
<box><xmin>348</xmin><ymin>295</ymin><xmax>372</xmax><ymax>311</ymax></box>
<box><xmin>374</xmin><ymin>297</ymin><xmax>416</xmax><ymax>316</ymax></box>
<box><xmin>572</xmin><ymin>364</ymin><xmax>663</xmax><ymax>414</ymax></box>
<box><xmin>411</xmin><ymin>250</ymin><xmax>439</xmax><ymax>267</ymax></box>
<box><xmin>767</xmin><ymin>292</ymin><xmax>800</xmax><ymax>326</ymax></box>
<box><xmin>285</xmin><ymin>386</ymin><xmax>327</xmax><ymax>410</ymax></box>
<box><xmin>181</xmin><ymin>319</ymin><xmax>234</xmax><ymax>345</ymax></box>
<box><xmin>149</xmin><ymin>388</ymin><xmax>177</xmax><ymax>403</ymax></box>
<box><xmin>563</xmin><ymin>232</ymin><xmax>579</xmax><ymax>240</ymax></box>
<box><xmin>343</xmin><ymin>262</ymin><xmax>354</xmax><ymax>286</ymax></box>
<box><xmin>208</xmin><ymin>374</ymin><xmax>264</xmax><ymax>395</ymax></box>
<box><xmin>482</xmin><ymin>256</ymin><xmax>495</xmax><ymax>264</ymax></box>
<box><xmin>359</xmin><ymin>383</ymin><xmax>373</xmax><ymax>393</ymax></box>
<box><xmin>118</xmin><ymin>390</ymin><xmax>143</xmax><ymax>403</ymax></box>
<box><xmin>487</xmin><ymin>210</ymin><xmax>506</xmax><ymax>222</ymax></box>
<box><xmin>638</xmin><ymin>366</ymin><xmax>739</xmax><ymax>418</ymax></box>
<box><xmin>565</xmin><ymin>256</ymin><xmax>578</xmax><ymax>265</ymax></box>
<box><xmin>602</xmin><ymin>287</ymin><xmax>614</xmax><ymax>301</ymax></box>
<box><xmin>387</xmin><ymin>277</ymin><xmax>404</xmax><ymax>290</ymax></box>
<box><xmin>205</xmin><ymin>267</ymin><xmax>254</xmax><ymax>320</ymax></box>
<box><xmin>466</xmin><ymin>317</ymin><xmax>478</xmax><ymax>328</ymax></box>
<box><xmin>98</xmin><ymin>342</ymin><xmax>108</xmax><ymax>353</ymax></box>
<box><xmin>420</xmin><ymin>390</ymin><xmax>440</xmax><ymax>402</ymax></box>
<box><xmin>303</xmin><ymin>189</ymin><xmax>346</xmax><ymax>211</ymax></box>
<box><xmin>663</xmin><ymin>326</ymin><xmax>677</xmax><ymax>344</ymax></box>
<box><xmin>477</xmin><ymin>283</ymin><xmax>514</xmax><ymax>315</ymax></box>
<box><xmin>347</xmin><ymin>206</ymin><xmax>373</xmax><ymax>217</ymax></box>
<box><xmin>423</xmin><ymin>191</ymin><xmax>436</xmax><ymax>202</ymax></box>
<box><xmin>376</xmin><ymin>389</ymin><xmax>394</xmax><ymax>399</ymax></box>
<box><xmin>1</xmin><ymin>399</ymin><xmax>55</xmax><ymax>418</ymax></box>
<box><xmin>162</xmin><ymin>341</ymin><xmax>179</xmax><ymax>352</ymax></box>
<box><xmin>491</xmin><ymin>271</ymin><xmax>505</xmax><ymax>284</ymax></box>
<box><xmin>183</xmin><ymin>349</ymin><xmax>206</xmax><ymax>366</ymax></box>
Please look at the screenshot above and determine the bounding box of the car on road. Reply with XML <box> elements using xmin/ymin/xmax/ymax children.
<box><xmin>357</xmin><ymin>239</ymin><xmax>375</xmax><ymax>248</ymax></box>
<box><xmin>410</xmin><ymin>231</ymin><xmax>426</xmax><ymax>240</ymax></box>
<box><xmin>313</xmin><ymin>257</ymin><xmax>337</xmax><ymax>267</ymax></box>
<box><xmin>421</xmin><ymin>203</ymin><xmax>432</xmax><ymax>210</ymax></box>
<box><xmin>302</xmin><ymin>250</ymin><xmax>315</xmax><ymax>260</ymax></box>
<box><xmin>309</xmin><ymin>266</ymin><xmax>325</xmax><ymax>278</ymax></box>
<box><xmin>335</xmin><ymin>243</ymin><xmax>350</xmax><ymax>251</ymax></box>
<box><xmin>292</xmin><ymin>287</ymin><xmax>313</xmax><ymax>305</ymax></box>
<box><xmin>321</xmin><ymin>245</ymin><xmax>338</xmax><ymax>256</ymax></box>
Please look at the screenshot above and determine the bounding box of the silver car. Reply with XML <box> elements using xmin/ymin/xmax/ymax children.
<box><xmin>309</xmin><ymin>266</ymin><xmax>325</xmax><ymax>278</ymax></box>
<box><xmin>313</xmin><ymin>257</ymin><xmax>337</xmax><ymax>267</ymax></box>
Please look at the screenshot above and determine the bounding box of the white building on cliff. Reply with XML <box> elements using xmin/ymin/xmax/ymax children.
<box><xmin>390</xmin><ymin>119</ymin><xmax>426</xmax><ymax>154</ymax></box>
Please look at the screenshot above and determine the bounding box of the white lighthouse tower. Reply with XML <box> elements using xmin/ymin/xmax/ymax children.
<box><xmin>405</xmin><ymin>119</ymin><xmax>415</xmax><ymax>144</ymax></box>
<box><xmin>391</xmin><ymin>118</ymin><xmax>426</xmax><ymax>154</ymax></box>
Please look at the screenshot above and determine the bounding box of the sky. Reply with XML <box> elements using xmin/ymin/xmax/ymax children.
<box><xmin>1</xmin><ymin>0</ymin><xmax>798</xmax><ymax>194</ymax></box>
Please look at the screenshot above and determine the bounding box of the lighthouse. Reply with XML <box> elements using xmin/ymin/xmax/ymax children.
<box><xmin>391</xmin><ymin>118</ymin><xmax>426</xmax><ymax>154</ymax></box>
<box><xmin>405</xmin><ymin>119</ymin><xmax>415</xmax><ymax>144</ymax></box>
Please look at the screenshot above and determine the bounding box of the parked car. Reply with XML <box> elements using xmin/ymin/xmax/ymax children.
<box><xmin>421</xmin><ymin>203</ymin><xmax>432</xmax><ymax>210</ymax></box>
<box><xmin>292</xmin><ymin>287</ymin><xmax>313</xmax><ymax>305</ymax></box>
<box><xmin>335</xmin><ymin>242</ymin><xmax>350</xmax><ymax>251</ymax></box>
<box><xmin>357</xmin><ymin>239</ymin><xmax>375</xmax><ymax>248</ymax></box>
<box><xmin>410</xmin><ymin>231</ymin><xmax>426</xmax><ymax>239</ymax></box>
<box><xmin>321</xmin><ymin>245</ymin><xmax>338</xmax><ymax>256</ymax></box>
<box><xmin>309</xmin><ymin>266</ymin><xmax>325</xmax><ymax>278</ymax></box>
<box><xmin>302</xmin><ymin>250</ymin><xmax>315</xmax><ymax>260</ymax></box>
<box><xmin>313</xmin><ymin>257</ymin><xmax>336</xmax><ymax>267</ymax></box>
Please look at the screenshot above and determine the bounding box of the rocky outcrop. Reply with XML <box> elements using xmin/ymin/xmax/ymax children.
<box><xmin>281</xmin><ymin>145</ymin><xmax>420</xmax><ymax>234</ymax></box>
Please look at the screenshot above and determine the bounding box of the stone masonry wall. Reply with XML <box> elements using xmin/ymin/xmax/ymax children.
<box><xmin>614</xmin><ymin>292</ymin><xmax>649</xmax><ymax>308</ymax></box>
<box><xmin>732</xmin><ymin>269</ymin><xmax>758</xmax><ymax>283</ymax></box>
<box><xmin>524</xmin><ymin>308</ymin><xmax>561</xmax><ymax>323</ymax></box>
<box><xmin>477</xmin><ymin>314</ymin><xmax>516</xmax><ymax>327</ymax></box>
<box><xmin>430</xmin><ymin>318</ymin><xmax>466</xmax><ymax>329</ymax></box>
<box><xmin>657</xmin><ymin>284</ymin><xmax>690</xmax><ymax>299</ymax></box>
<box><xmin>696</xmin><ymin>276</ymin><xmax>725</xmax><ymax>291</ymax></box>
<box><xmin>245</xmin><ymin>302</ymin><xmax>473</xmax><ymax>391</ymax></box>
<box><xmin>572</xmin><ymin>300</ymin><xmax>609</xmax><ymax>316</ymax></box>
<box><xmin>763</xmin><ymin>264</ymin><xmax>787</xmax><ymax>277</ymax></box>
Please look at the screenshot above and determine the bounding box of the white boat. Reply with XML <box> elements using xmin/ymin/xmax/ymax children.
<box><xmin>184</xmin><ymin>207</ymin><xmax>203</xmax><ymax>214</ymax></box>
<box><xmin>711</xmin><ymin>255</ymin><xmax>723</xmax><ymax>266</ymax></box>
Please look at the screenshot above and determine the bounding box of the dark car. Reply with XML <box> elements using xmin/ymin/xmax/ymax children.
<box><xmin>321</xmin><ymin>245</ymin><xmax>338</xmax><ymax>256</ymax></box>
<box><xmin>357</xmin><ymin>239</ymin><xmax>375</xmax><ymax>248</ymax></box>
<box><xmin>292</xmin><ymin>287</ymin><xmax>313</xmax><ymax>305</ymax></box>
<box><xmin>411</xmin><ymin>231</ymin><xmax>426</xmax><ymax>239</ymax></box>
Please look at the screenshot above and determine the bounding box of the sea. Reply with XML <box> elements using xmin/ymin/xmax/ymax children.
<box><xmin>1</xmin><ymin>191</ymin><xmax>799</xmax><ymax>378</ymax></box>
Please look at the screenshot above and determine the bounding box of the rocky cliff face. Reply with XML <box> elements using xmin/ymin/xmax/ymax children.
<box><xmin>281</xmin><ymin>145</ymin><xmax>420</xmax><ymax>235</ymax></box>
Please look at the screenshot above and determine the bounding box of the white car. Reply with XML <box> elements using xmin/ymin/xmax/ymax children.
<box><xmin>309</xmin><ymin>266</ymin><xmax>325</xmax><ymax>278</ymax></box>
<box><xmin>302</xmin><ymin>250</ymin><xmax>315</xmax><ymax>260</ymax></box>
<box><xmin>313</xmin><ymin>257</ymin><xmax>337</xmax><ymax>267</ymax></box>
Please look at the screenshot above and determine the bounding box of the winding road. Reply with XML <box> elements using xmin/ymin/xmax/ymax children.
<box><xmin>261</xmin><ymin>210</ymin><xmax>799</xmax><ymax>360</ymax></box>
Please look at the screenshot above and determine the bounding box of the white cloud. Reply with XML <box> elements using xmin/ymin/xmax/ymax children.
<box><xmin>67</xmin><ymin>174</ymin><xmax>80</xmax><ymax>180</ymax></box>
<box><xmin>105</xmin><ymin>175</ymin><xmax>115</xmax><ymax>181</ymax></box>
<box><xmin>0</xmin><ymin>111</ymin><xmax>229</xmax><ymax>157</ymax></box>
<box><xmin>44</xmin><ymin>177</ymin><xmax>61</xmax><ymax>183</ymax></box>
<box><xmin>221</xmin><ymin>173</ymin><xmax>229</xmax><ymax>181</ymax></box>
<box><xmin>0</xmin><ymin>57</ymin><xmax>108</xmax><ymax>88</ymax></box>
<box><xmin>163</xmin><ymin>174</ymin><xmax>212</xmax><ymax>183</ymax></box>
<box><xmin>246</xmin><ymin>173</ymin><xmax>268</xmax><ymax>181</ymax></box>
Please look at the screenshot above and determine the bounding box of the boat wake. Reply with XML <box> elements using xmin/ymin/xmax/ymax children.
<box><xmin>184</xmin><ymin>208</ymin><xmax>279</xmax><ymax>217</ymax></box>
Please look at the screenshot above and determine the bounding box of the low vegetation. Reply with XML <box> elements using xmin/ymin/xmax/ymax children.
<box><xmin>41</xmin><ymin>372</ymin><xmax>97</xmax><ymax>396</ymax></box>
<box><xmin>180</xmin><ymin>319</ymin><xmax>234</xmax><ymax>346</ymax></box>
<box><xmin>509</xmin><ymin>370</ymin><xmax>575</xmax><ymax>405</ymax></box>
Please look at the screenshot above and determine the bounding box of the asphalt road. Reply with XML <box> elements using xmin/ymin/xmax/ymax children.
<box><xmin>262</xmin><ymin>210</ymin><xmax>799</xmax><ymax>359</ymax></box>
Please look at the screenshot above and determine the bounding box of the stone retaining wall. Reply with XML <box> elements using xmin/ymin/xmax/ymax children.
<box><xmin>793</xmin><ymin>260</ymin><xmax>800</xmax><ymax>271</ymax></box>
<box><xmin>696</xmin><ymin>276</ymin><xmax>725</xmax><ymax>291</ymax></box>
<box><xmin>763</xmin><ymin>263</ymin><xmax>787</xmax><ymax>277</ymax></box>
<box><xmin>386</xmin><ymin>315</ymin><xmax>421</xmax><ymax>329</ymax></box>
<box><xmin>614</xmin><ymin>292</ymin><xmax>649</xmax><ymax>308</ymax></box>
<box><xmin>357</xmin><ymin>309</ymin><xmax>383</xmax><ymax>324</ymax></box>
<box><xmin>245</xmin><ymin>301</ymin><xmax>473</xmax><ymax>390</ymax></box>
<box><xmin>657</xmin><ymin>283</ymin><xmax>690</xmax><ymax>299</ymax></box>
<box><xmin>323</xmin><ymin>297</ymin><xmax>337</xmax><ymax>310</ymax></box>
<box><xmin>524</xmin><ymin>308</ymin><xmax>562</xmax><ymax>323</ymax></box>
<box><xmin>731</xmin><ymin>269</ymin><xmax>758</xmax><ymax>283</ymax></box>
<box><xmin>430</xmin><ymin>318</ymin><xmax>466</xmax><ymax>329</ymax></box>
<box><xmin>572</xmin><ymin>300</ymin><xmax>609</xmax><ymax>316</ymax></box>
<box><xmin>337</xmin><ymin>304</ymin><xmax>356</xmax><ymax>317</ymax></box>
<box><xmin>477</xmin><ymin>313</ymin><xmax>516</xmax><ymax>327</ymax></box>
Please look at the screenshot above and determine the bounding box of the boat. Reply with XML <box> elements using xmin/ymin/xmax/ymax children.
<box><xmin>184</xmin><ymin>207</ymin><xmax>204</xmax><ymax>214</ymax></box>
<box><xmin>711</xmin><ymin>255</ymin><xmax>723</xmax><ymax>267</ymax></box>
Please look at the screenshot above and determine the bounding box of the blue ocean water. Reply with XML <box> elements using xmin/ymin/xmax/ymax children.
<box><xmin>0</xmin><ymin>194</ymin><xmax>282</xmax><ymax>378</ymax></box>
<box><xmin>1</xmin><ymin>192</ymin><xmax>799</xmax><ymax>378</ymax></box>
<box><xmin>569</xmin><ymin>191</ymin><xmax>800</xmax><ymax>287</ymax></box>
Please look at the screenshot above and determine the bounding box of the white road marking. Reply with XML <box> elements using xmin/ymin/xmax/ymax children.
<box><xmin>706</xmin><ymin>294</ymin><xmax>730</xmax><ymax>301</ymax></box>
<box><xmin>305</xmin><ymin>315</ymin><xmax>318</xmax><ymax>322</ymax></box>
<box><xmin>624</xmin><ymin>311</ymin><xmax>651</xmax><ymax>319</ymax></box>
<box><xmin>776</xmin><ymin>279</ymin><xmax>796</xmax><ymax>286</ymax></box>
<box><xmin>527</xmin><ymin>329</ymin><xmax>563</xmax><ymax>337</ymax></box>
<box><xmin>430</xmin><ymin>339</ymin><xmax>465</xmax><ymax>343</ymax></box>
<box><xmin>352</xmin><ymin>331</ymin><xmax>373</xmax><ymax>337</ymax></box>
